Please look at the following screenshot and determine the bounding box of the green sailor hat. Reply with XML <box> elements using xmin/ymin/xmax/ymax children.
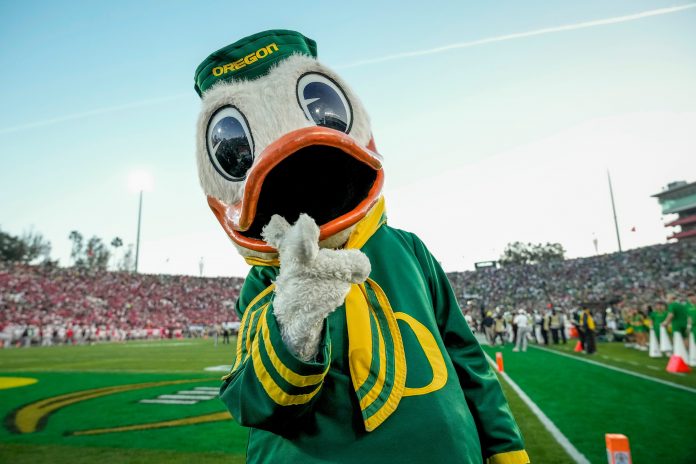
<box><xmin>194</xmin><ymin>29</ymin><xmax>317</xmax><ymax>97</ymax></box>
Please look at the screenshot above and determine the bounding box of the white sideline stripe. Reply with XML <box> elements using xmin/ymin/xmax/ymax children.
<box><xmin>532</xmin><ymin>346</ymin><xmax>696</xmax><ymax>395</ymax></box>
<box><xmin>158</xmin><ymin>394</ymin><xmax>216</xmax><ymax>400</ymax></box>
<box><xmin>485</xmin><ymin>354</ymin><xmax>590</xmax><ymax>464</ymax></box>
<box><xmin>485</xmin><ymin>353</ymin><xmax>590</xmax><ymax>464</ymax></box>
<box><xmin>140</xmin><ymin>399</ymin><xmax>197</xmax><ymax>405</ymax></box>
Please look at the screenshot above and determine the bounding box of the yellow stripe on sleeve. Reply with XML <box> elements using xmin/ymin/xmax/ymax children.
<box><xmin>225</xmin><ymin>304</ymin><xmax>254</xmax><ymax>377</ymax></box>
<box><xmin>486</xmin><ymin>450</ymin><xmax>530</xmax><ymax>464</ymax></box>
<box><xmin>251</xmin><ymin>307</ymin><xmax>324</xmax><ymax>406</ymax></box>
<box><xmin>246</xmin><ymin>284</ymin><xmax>275</xmax><ymax>311</ymax></box>
<box><xmin>260</xmin><ymin>313</ymin><xmax>329</xmax><ymax>387</ymax></box>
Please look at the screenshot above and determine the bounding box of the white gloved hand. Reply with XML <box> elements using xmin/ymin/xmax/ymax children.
<box><xmin>262</xmin><ymin>214</ymin><xmax>371</xmax><ymax>361</ymax></box>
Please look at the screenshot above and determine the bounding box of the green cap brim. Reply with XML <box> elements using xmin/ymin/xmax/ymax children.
<box><xmin>194</xmin><ymin>30</ymin><xmax>317</xmax><ymax>97</ymax></box>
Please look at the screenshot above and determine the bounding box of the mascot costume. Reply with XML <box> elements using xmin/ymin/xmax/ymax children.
<box><xmin>193</xmin><ymin>30</ymin><xmax>529</xmax><ymax>464</ymax></box>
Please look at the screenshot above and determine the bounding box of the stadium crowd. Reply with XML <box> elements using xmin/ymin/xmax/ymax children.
<box><xmin>2</xmin><ymin>241</ymin><xmax>695</xmax><ymax>349</ymax></box>
<box><xmin>451</xmin><ymin>240</ymin><xmax>696</xmax><ymax>354</ymax></box>
<box><xmin>0</xmin><ymin>262</ymin><xmax>243</xmax><ymax>347</ymax></box>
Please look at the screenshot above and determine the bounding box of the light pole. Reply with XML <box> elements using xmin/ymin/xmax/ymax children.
<box><xmin>128</xmin><ymin>170</ymin><xmax>154</xmax><ymax>273</ymax></box>
<box><xmin>607</xmin><ymin>170</ymin><xmax>622</xmax><ymax>253</ymax></box>
<box><xmin>135</xmin><ymin>190</ymin><xmax>143</xmax><ymax>272</ymax></box>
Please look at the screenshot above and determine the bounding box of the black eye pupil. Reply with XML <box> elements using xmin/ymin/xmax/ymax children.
<box><xmin>210</xmin><ymin>116</ymin><xmax>252</xmax><ymax>179</ymax></box>
<box><xmin>303</xmin><ymin>82</ymin><xmax>349</xmax><ymax>132</ymax></box>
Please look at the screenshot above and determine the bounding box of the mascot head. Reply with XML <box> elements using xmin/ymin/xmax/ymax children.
<box><xmin>194</xmin><ymin>30</ymin><xmax>384</xmax><ymax>257</ymax></box>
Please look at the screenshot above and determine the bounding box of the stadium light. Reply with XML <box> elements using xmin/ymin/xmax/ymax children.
<box><xmin>128</xmin><ymin>170</ymin><xmax>154</xmax><ymax>193</ymax></box>
<box><xmin>127</xmin><ymin>170</ymin><xmax>154</xmax><ymax>273</ymax></box>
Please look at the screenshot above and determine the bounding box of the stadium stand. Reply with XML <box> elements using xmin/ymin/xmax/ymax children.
<box><xmin>2</xmin><ymin>241</ymin><xmax>694</xmax><ymax>348</ymax></box>
<box><xmin>447</xmin><ymin>241</ymin><xmax>696</xmax><ymax>311</ymax></box>
<box><xmin>0</xmin><ymin>262</ymin><xmax>243</xmax><ymax>346</ymax></box>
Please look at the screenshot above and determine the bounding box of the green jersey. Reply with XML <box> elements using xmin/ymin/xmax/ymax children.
<box><xmin>649</xmin><ymin>311</ymin><xmax>668</xmax><ymax>337</ymax></box>
<box><xmin>668</xmin><ymin>301</ymin><xmax>688</xmax><ymax>333</ymax></box>
<box><xmin>220</xmin><ymin>225</ymin><xmax>527</xmax><ymax>464</ymax></box>
<box><xmin>631</xmin><ymin>314</ymin><xmax>647</xmax><ymax>333</ymax></box>
<box><xmin>687</xmin><ymin>303</ymin><xmax>696</xmax><ymax>337</ymax></box>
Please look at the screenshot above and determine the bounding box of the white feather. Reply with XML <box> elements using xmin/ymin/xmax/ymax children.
<box><xmin>195</xmin><ymin>54</ymin><xmax>373</xmax><ymax>206</ymax></box>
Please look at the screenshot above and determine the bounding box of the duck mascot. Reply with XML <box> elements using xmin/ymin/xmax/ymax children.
<box><xmin>193</xmin><ymin>30</ymin><xmax>529</xmax><ymax>464</ymax></box>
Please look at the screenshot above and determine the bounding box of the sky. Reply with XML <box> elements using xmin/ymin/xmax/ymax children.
<box><xmin>1</xmin><ymin>0</ymin><xmax>695</xmax><ymax>277</ymax></box>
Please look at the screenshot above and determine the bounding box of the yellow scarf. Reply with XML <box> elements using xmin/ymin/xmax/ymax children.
<box><xmin>244</xmin><ymin>197</ymin><xmax>406</xmax><ymax>431</ymax></box>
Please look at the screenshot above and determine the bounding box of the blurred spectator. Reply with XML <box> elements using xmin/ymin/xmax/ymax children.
<box><xmin>493</xmin><ymin>312</ymin><xmax>507</xmax><ymax>346</ymax></box>
<box><xmin>662</xmin><ymin>293</ymin><xmax>689</xmax><ymax>341</ymax></box>
<box><xmin>512</xmin><ymin>309</ymin><xmax>531</xmax><ymax>352</ymax></box>
<box><xmin>0</xmin><ymin>262</ymin><xmax>243</xmax><ymax>347</ymax></box>
<box><xmin>482</xmin><ymin>311</ymin><xmax>495</xmax><ymax>345</ymax></box>
<box><xmin>579</xmin><ymin>306</ymin><xmax>596</xmax><ymax>354</ymax></box>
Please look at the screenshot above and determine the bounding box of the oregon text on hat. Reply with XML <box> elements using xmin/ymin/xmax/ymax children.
<box><xmin>194</xmin><ymin>30</ymin><xmax>317</xmax><ymax>97</ymax></box>
<box><xmin>211</xmin><ymin>43</ymin><xmax>279</xmax><ymax>77</ymax></box>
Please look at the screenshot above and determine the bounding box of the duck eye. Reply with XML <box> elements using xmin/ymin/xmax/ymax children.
<box><xmin>206</xmin><ymin>106</ymin><xmax>254</xmax><ymax>181</ymax></box>
<box><xmin>297</xmin><ymin>73</ymin><xmax>352</xmax><ymax>133</ymax></box>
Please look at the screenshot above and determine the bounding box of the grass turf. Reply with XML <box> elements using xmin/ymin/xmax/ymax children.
<box><xmin>0</xmin><ymin>338</ymin><xmax>233</xmax><ymax>374</ymax></box>
<box><xmin>0</xmin><ymin>339</ymin><xmax>249</xmax><ymax>462</ymax></box>
<box><xmin>497</xmin><ymin>375</ymin><xmax>574</xmax><ymax>463</ymax></box>
<box><xmin>0</xmin><ymin>338</ymin><xmax>572</xmax><ymax>463</ymax></box>
<box><xmin>484</xmin><ymin>343</ymin><xmax>696</xmax><ymax>464</ymax></box>
<box><xmin>0</xmin><ymin>443</ymin><xmax>244</xmax><ymax>464</ymax></box>
<box><xmin>546</xmin><ymin>340</ymin><xmax>696</xmax><ymax>389</ymax></box>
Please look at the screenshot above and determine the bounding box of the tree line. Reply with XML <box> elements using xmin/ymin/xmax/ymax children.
<box><xmin>0</xmin><ymin>227</ymin><xmax>134</xmax><ymax>271</ymax></box>
<box><xmin>498</xmin><ymin>241</ymin><xmax>566</xmax><ymax>267</ymax></box>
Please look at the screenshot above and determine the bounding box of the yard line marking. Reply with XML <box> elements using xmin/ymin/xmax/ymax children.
<box><xmin>177</xmin><ymin>390</ymin><xmax>219</xmax><ymax>396</ymax></box>
<box><xmin>139</xmin><ymin>399</ymin><xmax>198</xmax><ymax>405</ymax></box>
<box><xmin>647</xmin><ymin>365</ymin><xmax>659</xmax><ymax>370</ymax></box>
<box><xmin>485</xmin><ymin>353</ymin><xmax>590</xmax><ymax>464</ymax></box>
<box><xmin>157</xmin><ymin>394</ymin><xmax>217</xmax><ymax>401</ymax></box>
<box><xmin>532</xmin><ymin>346</ymin><xmax>696</xmax><ymax>394</ymax></box>
<box><xmin>194</xmin><ymin>387</ymin><xmax>219</xmax><ymax>391</ymax></box>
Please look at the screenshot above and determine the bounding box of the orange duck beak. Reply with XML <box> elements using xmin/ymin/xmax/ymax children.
<box><xmin>207</xmin><ymin>126</ymin><xmax>384</xmax><ymax>253</ymax></box>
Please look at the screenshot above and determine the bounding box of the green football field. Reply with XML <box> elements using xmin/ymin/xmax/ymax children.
<box><xmin>0</xmin><ymin>338</ymin><xmax>694</xmax><ymax>463</ymax></box>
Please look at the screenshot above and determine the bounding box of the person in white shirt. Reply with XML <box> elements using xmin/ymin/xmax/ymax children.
<box><xmin>513</xmin><ymin>309</ymin><xmax>531</xmax><ymax>352</ymax></box>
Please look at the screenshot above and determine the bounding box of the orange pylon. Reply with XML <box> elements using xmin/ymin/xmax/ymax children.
<box><xmin>496</xmin><ymin>352</ymin><xmax>504</xmax><ymax>372</ymax></box>
<box><xmin>574</xmin><ymin>340</ymin><xmax>583</xmax><ymax>353</ymax></box>
<box><xmin>605</xmin><ymin>434</ymin><xmax>632</xmax><ymax>464</ymax></box>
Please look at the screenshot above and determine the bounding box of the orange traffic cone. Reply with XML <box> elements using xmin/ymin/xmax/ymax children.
<box><xmin>574</xmin><ymin>340</ymin><xmax>583</xmax><ymax>353</ymax></box>
<box><xmin>666</xmin><ymin>354</ymin><xmax>691</xmax><ymax>374</ymax></box>
<box><xmin>605</xmin><ymin>434</ymin><xmax>632</xmax><ymax>464</ymax></box>
<box><xmin>496</xmin><ymin>352</ymin><xmax>504</xmax><ymax>372</ymax></box>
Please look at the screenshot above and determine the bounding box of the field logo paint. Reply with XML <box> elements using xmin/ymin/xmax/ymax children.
<box><xmin>70</xmin><ymin>411</ymin><xmax>232</xmax><ymax>436</ymax></box>
<box><xmin>5</xmin><ymin>378</ymin><xmax>217</xmax><ymax>434</ymax></box>
<box><xmin>0</xmin><ymin>377</ymin><xmax>38</xmax><ymax>390</ymax></box>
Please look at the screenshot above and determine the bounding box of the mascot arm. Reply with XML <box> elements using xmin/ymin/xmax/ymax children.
<box><xmin>410</xmin><ymin>233</ymin><xmax>530</xmax><ymax>464</ymax></box>
<box><xmin>219</xmin><ymin>265</ymin><xmax>331</xmax><ymax>433</ymax></box>
<box><xmin>261</xmin><ymin>215</ymin><xmax>370</xmax><ymax>362</ymax></box>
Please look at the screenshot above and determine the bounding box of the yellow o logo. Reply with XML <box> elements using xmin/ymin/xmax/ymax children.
<box><xmin>395</xmin><ymin>313</ymin><xmax>448</xmax><ymax>397</ymax></box>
